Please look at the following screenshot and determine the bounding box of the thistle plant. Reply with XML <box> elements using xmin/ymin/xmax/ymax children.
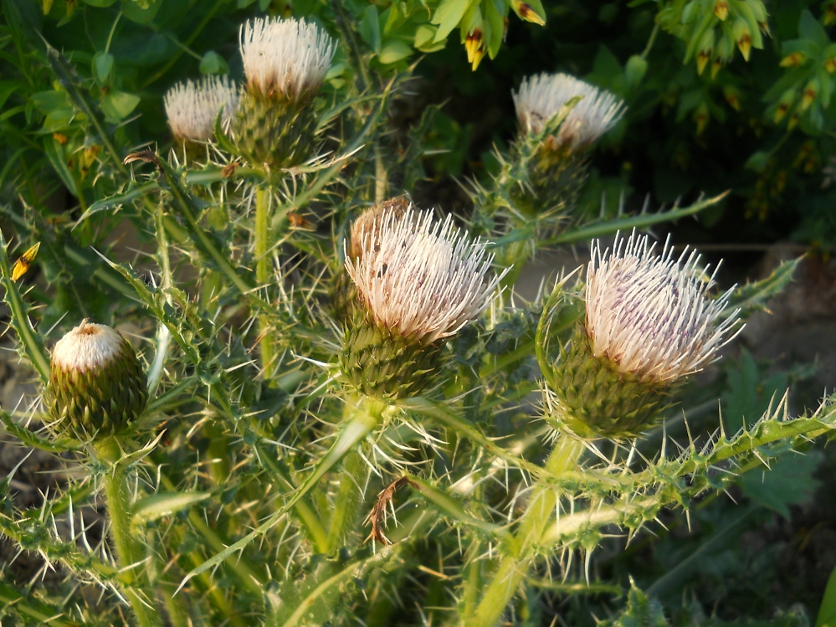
<box><xmin>1</xmin><ymin>4</ymin><xmax>835</xmax><ymax>627</ymax></box>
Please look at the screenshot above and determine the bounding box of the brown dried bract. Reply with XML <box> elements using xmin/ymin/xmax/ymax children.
<box><xmin>222</xmin><ymin>162</ymin><xmax>238</xmax><ymax>178</ymax></box>
<box><xmin>348</xmin><ymin>195</ymin><xmax>413</xmax><ymax>261</ymax></box>
<box><xmin>123</xmin><ymin>149</ymin><xmax>163</xmax><ymax>174</ymax></box>
<box><xmin>366</xmin><ymin>476</ymin><xmax>415</xmax><ymax>545</ymax></box>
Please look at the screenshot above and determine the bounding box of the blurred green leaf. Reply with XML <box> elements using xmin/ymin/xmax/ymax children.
<box><xmin>121</xmin><ymin>0</ymin><xmax>161</xmax><ymax>24</ymax></box>
<box><xmin>101</xmin><ymin>90</ymin><xmax>140</xmax><ymax>122</ymax></box>
<box><xmin>599</xmin><ymin>584</ymin><xmax>669</xmax><ymax>626</ymax></box>
<box><xmin>816</xmin><ymin>562</ymin><xmax>836</xmax><ymax>627</ymax></box>
<box><xmin>798</xmin><ymin>10</ymin><xmax>829</xmax><ymax>48</ymax></box>
<box><xmin>379</xmin><ymin>39</ymin><xmax>413</xmax><ymax>64</ymax></box>
<box><xmin>199</xmin><ymin>51</ymin><xmax>229</xmax><ymax>75</ymax></box>
<box><xmin>740</xmin><ymin>451</ymin><xmax>823</xmax><ymax>519</ymax></box>
<box><xmin>92</xmin><ymin>51</ymin><xmax>114</xmax><ymax>84</ymax></box>
<box><xmin>431</xmin><ymin>0</ymin><xmax>471</xmax><ymax>43</ymax></box>
<box><xmin>360</xmin><ymin>5</ymin><xmax>382</xmax><ymax>53</ymax></box>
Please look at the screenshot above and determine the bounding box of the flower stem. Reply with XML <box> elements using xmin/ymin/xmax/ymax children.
<box><xmin>255</xmin><ymin>185</ymin><xmax>275</xmax><ymax>378</ymax></box>
<box><xmin>463</xmin><ymin>435</ymin><xmax>584</xmax><ymax>627</ymax></box>
<box><xmin>95</xmin><ymin>438</ymin><xmax>162</xmax><ymax>627</ymax></box>
<box><xmin>326</xmin><ymin>449</ymin><xmax>366</xmax><ymax>553</ymax></box>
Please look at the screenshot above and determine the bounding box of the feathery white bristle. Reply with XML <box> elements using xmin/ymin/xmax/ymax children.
<box><xmin>513</xmin><ymin>72</ymin><xmax>625</xmax><ymax>149</ymax></box>
<box><xmin>585</xmin><ymin>230</ymin><xmax>741</xmax><ymax>383</ymax></box>
<box><xmin>164</xmin><ymin>75</ymin><xmax>239</xmax><ymax>141</ymax></box>
<box><xmin>239</xmin><ymin>17</ymin><xmax>335</xmax><ymax>98</ymax></box>
<box><xmin>345</xmin><ymin>206</ymin><xmax>507</xmax><ymax>343</ymax></box>
<box><xmin>51</xmin><ymin>321</ymin><xmax>124</xmax><ymax>372</ymax></box>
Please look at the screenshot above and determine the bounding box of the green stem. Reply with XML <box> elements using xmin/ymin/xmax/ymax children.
<box><xmin>640</xmin><ymin>22</ymin><xmax>660</xmax><ymax>59</ymax></box>
<box><xmin>463</xmin><ymin>436</ymin><xmax>584</xmax><ymax>627</ymax></box>
<box><xmin>255</xmin><ymin>186</ymin><xmax>276</xmax><ymax>377</ymax></box>
<box><xmin>326</xmin><ymin>449</ymin><xmax>366</xmax><ymax>553</ymax></box>
<box><xmin>95</xmin><ymin>438</ymin><xmax>162</xmax><ymax>627</ymax></box>
<box><xmin>374</xmin><ymin>144</ymin><xmax>387</xmax><ymax>203</ymax></box>
<box><xmin>256</xmin><ymin>445</ymin><xmax>329</xmax><ymax>554</ymax></box>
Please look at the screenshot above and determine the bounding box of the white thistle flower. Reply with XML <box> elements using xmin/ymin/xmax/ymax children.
<box><xmin>52</xmin><ymin>320</ymin><xmax>124</xmax><ymax>372</ymax></box>
<box><xmin>345</xmin><ymin>206</ymin><xmax>507</xmax><ymax>344</ymax></box>
<box><xmin>513</xmin><ymin>72</ymin><xmax>625</xmax><ymax>149</ymax></box>
<box><xmin>585</xmin><ymin>231</ymin><xmax>741</xmax><ymax>383</ymax></box>
<box><xmin>164</xmin><ymin>75</ymin><xmax>239</xmax><ymax>141</ymax></box>
<box><xmin>239</xmin><ymin>17</ymin><xmax>336</xmax><ymax>99</ymax></box>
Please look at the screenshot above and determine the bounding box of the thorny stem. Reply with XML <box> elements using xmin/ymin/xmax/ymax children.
<box><xmin>374</xmin><ymin>143</ymin><xmax>388</xmax><ymax>204</ymax></box>
<box><xmin>147</xmin><ymin>201</ymin><xmax>173</xmax><ymax>398</ymax></box>
<box><xmin>95</xmin><ymin>438</ymin><xmax>162</xmax><ymax>627</ymax></box>
<box><xmin>255</xmin><ymin>185</ymin><xmax>276</xmax><ymax>378</ymax></box>
<box><xmin>463</xmin><ymin>435</ymin><xmax>585</xmax><ymax>627</ymax></box>
<box><xmin>326</xmin><ymin>447</ymin><xmax>367</xmax><ymax>553</ymax></box>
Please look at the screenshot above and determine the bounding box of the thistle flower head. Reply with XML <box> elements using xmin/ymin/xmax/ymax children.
<box><xmin>164</xmin><ymin>76</ymin><xmax>239</xmax><ymax>141</ymax></box>
<box><xmin>585</xmin><ymin>231</ymin><xmax>741</xmax><ymax>384</ymax></box>
<box><xmin>345</xmin><ymin>205</ymin><xmax>506</xmax><ymax>344</ymax></box>
<box><xmin>513</xmin><ymin>72</ymin><xmax>625</xmax><ymax>150</ymax></box>
<box><xmin>239</xmin><ymin>17</ymin><xmax>335</xmax><ymax>100</ymax></box>
<box><xmin>47</xmin><ymin>320</ymin><xmax>148</xmax><ymax>440</ymax></box>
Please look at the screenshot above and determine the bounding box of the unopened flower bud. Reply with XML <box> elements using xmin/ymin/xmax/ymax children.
<box><xmin>723</xmin><ymin>85</ymin><xmax>742</xmax><ymax>111</ymax></box>
<box><xmin>544</xmin><ymin>232</ymin><xmax>740</xmax><ymax>439</ymax></box>
<box><xmin>774</xmin><ymin>88</ymin><xmax>797</xmax><ymax>123</ymax></box>
<box><xmin>465</xmin><ymin>28</ymin><xmax>486</xmax><ymax>71</ymax></box>
<box><xmin>746</xmin><ymin>0</ymin><xmax>769</xmax><ymax>32</ymax></box>
<box><xmin>46</xmin><ymin>321</ymin><xmax>148</xmax><ymax>440</ymax></box>
<box><xmin>231</xmin><ymin>17</ymin><xmax>335</xmax><ymax>169</ymax></box>
<box><xmin>341</xmin><ymin>204</ymin><xmax>506</xmax><ymax>399</ymax></box>
<box><xmin>696</xmin><ymin>28</ymin><xmax>715</xmax><ymax>75</ymax></box>
<box><xmin>801</xmin><ymin>78</ymin><xmax>819</xmax><ymax>111</ymax></box>
<box><xmin>779</xmin><ymin>52</ymin><xmax>806</xmax><ymax>68</ymax></box>
<box><xmin>733</xmin><ymin>18</ymin><xmax>752</xmax><ymax>61</ymax></box>
<box><xmin>712</xmin><ymin>33</ymin><xmax>734</xmax><ymax>77</ymax></box>
<box><xmin>825</xmin><ymin>0</ymin><xmax>836</xmax><ymax>26</ymax></box>
<box><xmin>510</xmin><ymin>0</ymin><xmax>545</xmax><ymax>26</ymax></box>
